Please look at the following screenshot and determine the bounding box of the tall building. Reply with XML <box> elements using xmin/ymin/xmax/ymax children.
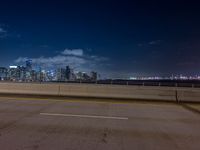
<box><xmin>0</xmin><ymin>67</ymin><xmax>8</xmax><ymax>80</ymax></box>
<box><xmin>30</xmin><ymin>70</ymin><xmax>37</xmax><ymax>81</ymax></box>
<box><xmin>9</xmin><ymin>66</ymin><xmax>20</xmax><ymax>81</ymax></box>
<box><xmin>18</xmin><ymin>66</ymin><xmax>26</xmax><ymax>81</ymax></box>
<box><xmin>26</xmin><ymin>60</ymin><xmax>32</xmax><ymax>72</ymax></box>
<box><xmin>82</xmin><ymin>72</ymin><xmax>90</xmax><ymax>80</ymax></box>
<box><xmin>66</xmin><ymin>66</ymin><xmax>71</xmax><ymax>80</ymax></box>
<box><xmin>46</xmin><ymin>70</ymin><xmax>56</xmax><ymax>81</ymax></box>
<box><xmin>90</xmin><ymin>71</ymin><xmax>98</xmax><ymax>81</ymax></box>
<box><xmin>76</xmin><ymin>71</ymin><xmax>83</xmax><ymax>80</ymax></box>
<box><xmin>25</xmin><ymin>60</ymin><xmax>33</xmax><ymax>81</ymax></box>
<box><xmin>40</xmin><ymin>70</ymin><xmax>47</xmax><ymax>82</ymax></box>
<box><xmin>56</xmin><ymin>68</ymin><xmax>66</xmax><ymax>81</ymax></box>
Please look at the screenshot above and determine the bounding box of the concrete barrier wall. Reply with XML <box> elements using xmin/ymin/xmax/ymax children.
<box><xmin>0</xmin><ymin>83</ymin><xmax>59</xmax><ymax>95</ymax></box>
<box><xmin>59</xmin><ymin>84</ymin><xmax>176</xmax><ymax>101</ymax></box>
<box><xmin>177</xmin><ymin>89</ymin><xmax>200</xmax><ymax>102</ymax></box>
<box><xmin>0</xmin><ymin>82</ymin><xmax>199</xmax><ymax>102</ymax></box>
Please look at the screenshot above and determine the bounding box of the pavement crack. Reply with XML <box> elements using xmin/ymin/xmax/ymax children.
<box><xmin>102</xmin><ymin>132</ymin><xmax>108</xmax><ymax>143</ymax></box>
<box><xmin>101</xmin><ymin>128</ymin><xmax>111</xmax><ymax>144</ymax></box>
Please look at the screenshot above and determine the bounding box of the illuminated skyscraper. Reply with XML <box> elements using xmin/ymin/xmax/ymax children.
<box><xmin>90</xmin><ymin>71</ymin><xmax>98</xmax><ymax>81</ymax></box>
<box><xmin>9</xmin><ymin>66</ymin><xmax>20</xmax><ymax>81</ymax></box>
<box><xmin>0</xmin><ymin>67</ymin><xmax>8</xmax><ymax>80</ymax></box>
<box><xmin>26</xmin><ymin>60</ymin><xmax>32</xmax><ymax>72</ymax></box>
<box><xmin>56</xmin><ymin>68</ymin><xmax>66</xmax><ymax>81</ymax></box>
<box><xmin>66</xmin><ymin>66</ymin><xmax>71</xmax><ymax>80</ymax></box>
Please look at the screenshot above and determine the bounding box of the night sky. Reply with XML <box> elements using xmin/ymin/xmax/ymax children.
<box><xmin>1</xmin><ymin>1</ymin><xmax>200</xmax><ymax>78</ymax></box>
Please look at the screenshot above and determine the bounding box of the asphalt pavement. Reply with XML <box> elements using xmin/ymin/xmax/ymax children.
<box><xmin>0</xmin><ymin>96</ymin><xmax>199</xmax><ymax>150</ymax></box>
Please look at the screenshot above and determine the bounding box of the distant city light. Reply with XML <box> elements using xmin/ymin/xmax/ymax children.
<box><xmin>9</xmin><ymin>66</ymin><xmax>17</xmax><ymax>69</ymax></box>
<box><xmin>130</xmin><ymin>77</ymin><xmax>137</xmax><ymax>80</ymax></box>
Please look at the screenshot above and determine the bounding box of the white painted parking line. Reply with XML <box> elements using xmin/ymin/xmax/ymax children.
<box><xmin>40</xmin><ymin>113</ymin><xmax>129</xmax><ymax>120</ymax></box>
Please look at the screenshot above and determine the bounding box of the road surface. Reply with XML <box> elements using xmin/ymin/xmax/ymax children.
<box><xmin>0</xmin><ymin>96</ymin><xmax>199</xmax><ymax>150</ymax></box>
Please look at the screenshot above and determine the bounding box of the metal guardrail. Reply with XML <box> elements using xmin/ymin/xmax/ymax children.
<box><xmin>55</xmin><ymin>80</ymin><xmax>200</xmax><ymax>88</ymax></box>
<box><xmin>1</xmin><ymin>80</ymin><xmax>200</xmax><ymax>88</ymax></box>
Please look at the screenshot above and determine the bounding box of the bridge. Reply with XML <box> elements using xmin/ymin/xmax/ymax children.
<box><xmin>0</xmin><ymin>82</ymin><xmax>199</xmax><ymax>150</ymax></box>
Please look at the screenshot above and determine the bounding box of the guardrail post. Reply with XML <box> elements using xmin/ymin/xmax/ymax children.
<box><xmin>175</xmin><ymin>90</ymin><xmax>179</xmax><ymax>103</ymax></box>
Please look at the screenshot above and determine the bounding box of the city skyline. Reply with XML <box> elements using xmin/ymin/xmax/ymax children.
<box><xmin>1</xmin><ymin>60</ymin><xmax>200</xmax><ymax>81</ymax></box>
<box><xmin>0</xmin><ymin>60</ymin><xmax>99</xmax><ymax>82</ymax></box>
<box><xmin>1</xmin><ymin>1</ymin><xmax>200</xmax><ymax>78</ymax></box>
